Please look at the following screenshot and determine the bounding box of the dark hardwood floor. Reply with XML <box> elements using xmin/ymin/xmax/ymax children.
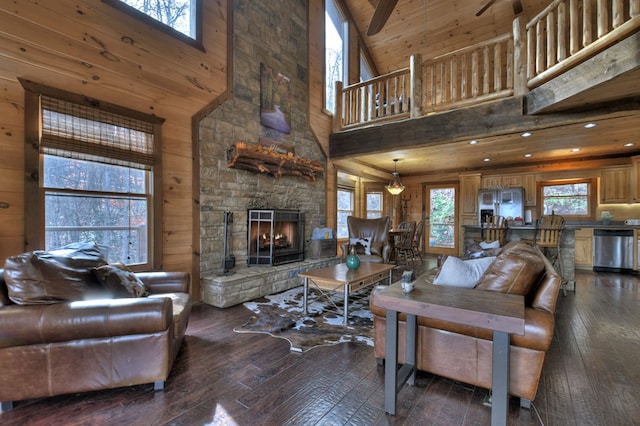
<box><xmin>2</xmin><ymin>260</ymin><xmax>640</xmax><ymax>425</ymax></box>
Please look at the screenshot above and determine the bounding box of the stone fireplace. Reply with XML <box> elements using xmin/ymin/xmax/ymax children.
<box><xmin>247</xmin><ymin>209</ymin><xmax>305</xmax><ymax>266</ymax></box>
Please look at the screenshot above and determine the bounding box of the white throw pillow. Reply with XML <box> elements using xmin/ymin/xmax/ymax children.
<box><xmin>349</xmin><ymin>237</ymin><xmax>371</xmax><ymax>255</ymax></box>
<box><xmin>433</xmin><ymin>256</ymin><xmax>496</xmax><ymax>288</ymax></box>
<box><xmin>479</xmin><ymin>240</ymin><xmax>500</xmax><ymax>249</ymax></box>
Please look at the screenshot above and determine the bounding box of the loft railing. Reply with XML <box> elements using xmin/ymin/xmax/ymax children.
<box><xmin>423</xmin><ymin>33</ymin><xmax>515</xmax><ymax>112</ymax></box>
<box><xmin>333</xmin><ymin>0</ymin><xmax>640</xmax><ymax>131</ymax></box>
<box><xmin>526</xmin><ymin>0</ymin><xmax>640</xmax><ymax>87</ymax></box>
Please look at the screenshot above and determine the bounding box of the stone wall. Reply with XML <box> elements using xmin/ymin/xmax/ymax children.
<box><xmin>199</xmin><ymin>1</ymin><xmax>329</xmax><ymax>306</ymax></box>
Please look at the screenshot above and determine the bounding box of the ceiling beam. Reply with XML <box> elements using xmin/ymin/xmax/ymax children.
<box><xmin>329</xmin><ymin>96</ymin><xmax>640</xmax><ymax>159</ymax></box>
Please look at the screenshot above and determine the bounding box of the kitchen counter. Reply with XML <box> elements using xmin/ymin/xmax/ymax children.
<box><xmin>464</xmin><ymin>221</ymin><xmax>639</xmax><ymax>231</ymax></box>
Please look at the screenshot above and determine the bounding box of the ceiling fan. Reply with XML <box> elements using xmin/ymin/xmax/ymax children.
<box><xmin>476</xmin><ymin>0</ymin><xmax>523</xmax><ymax>16</ymax></box>
<box><xmin>367</xmin><ymin>0</ymin><xmax>399</xmax><ymax>36</ymax></box>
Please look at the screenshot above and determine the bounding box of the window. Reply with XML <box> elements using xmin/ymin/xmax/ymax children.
<box><xmin>23</xmin><ymin>83</ymin><xmax>163</xmax><ymax>269</ymax></box>
<box><xmin>540</xmin><ymin>179</ymin><xmax>595</xmax><ymax>218</ymax></box>
<box><xmin>366</xmin><ymin>191</ymin><xmax>383</xmax><ymax>218</ymax></box>
<box><xmin>325</xmin><ymin>0</ymin><xmax>348</xmax><ymax>113</ymax></box>
<box><xmin>337</xmin><ymin>188</ymin><xmax>354</xmax><ymax>238</ymax></box>
<box><xmin>360</xmin><ymin>53</ymin><xmax>374</xmax><ymax>82</ymax></box>
<box><xmin>104</xmin><ymin>0</ymin><xmax>202</xmax><ymax>48</ymax></box>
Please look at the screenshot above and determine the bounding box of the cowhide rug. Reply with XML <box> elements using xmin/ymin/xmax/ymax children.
<box><xmin>234</xmin><ymin>285</ymin><xmax>374</xmax><ymax>353</ymax></box>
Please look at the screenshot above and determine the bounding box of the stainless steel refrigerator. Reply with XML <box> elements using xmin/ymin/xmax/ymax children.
<box><xmin>478</xmin><ymin>187</ymin><xmax>524</xmax><ymax>223</ymax></box>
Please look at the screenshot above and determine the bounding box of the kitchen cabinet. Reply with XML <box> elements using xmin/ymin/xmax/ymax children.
<box><xmin>600</xmin><ymin>166</ymin><xmax>630</xmax><ymax>203</ymax></box>
<box><xmin>481</xmin><ymin>174</ymin><xmax>523</xmax><ymax>189</ymax></box>
<box><xmin>523</xmin><ymin>174</ymin><xmax>536</xmax><ymax>206</ymax></box>
<box><xmin>631</xmin><ymin>156</ymin><xmax>640</xmax><ymax>203</ymax></box>
<box><xmin>460</xmin><ymin>173</ymin><xmax>481</xmax><ymax>216</ymax></box>
<box><xmin>574</xmin><ymin>228</ymin><xmax>593</xmax><ymax>269</ymax></box>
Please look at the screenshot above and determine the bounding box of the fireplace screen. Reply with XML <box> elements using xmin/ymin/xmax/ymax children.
<box><xmin>247</xmin><ymin>209</ymin><xmax>305</xmax><ymax>266</ymax></box>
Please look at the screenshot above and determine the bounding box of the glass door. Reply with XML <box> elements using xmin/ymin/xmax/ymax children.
<box><xmin>425</xmin><ymin>184</ymin><xmax>458</xmax><ymax>256</ymax></box>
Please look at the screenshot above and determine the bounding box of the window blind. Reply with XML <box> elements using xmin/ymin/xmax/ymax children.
<box><xmin>41</xmin><ymin>96</ymin><xmax>155</xmax><ymax>170</ymax></box>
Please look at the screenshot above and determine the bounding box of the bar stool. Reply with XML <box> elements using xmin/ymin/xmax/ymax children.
<box><xmin>475</xmin><ymin>215</ymin><xmax>508</xmax><ymax>246</ymax></box>
<box><xmin>534</xmin><ymin>214</ymin><xmax>567</xmax><ymax>294</ymax></box>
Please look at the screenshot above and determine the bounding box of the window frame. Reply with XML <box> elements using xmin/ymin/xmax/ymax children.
<box><xmin>324</xmin><ymin>0</ymin><xmax>349</xmax><ymax>113</ymax></box>
<box><xmin>538</xmin><ymin>178</ymin><xmax>597</xmax><ymax>220</ymax></box>
<box><xmin>337</xmin><ymin>186</ymin><xmax>355</xmax><ymax>239</ymax></box>
<box><xmin>365</xmin><ymin>186</ymin><xmax>384</xmax><ymax>219</ymax></box>
<box><xmin>21</xmin><ymin>80</ymin><xmax>164</xmax><ymax>270</ymax></box>
<box><xmin>103</xmin><ymin>0</ymin><xmax>204</xmax><ymax>52</ymax></box>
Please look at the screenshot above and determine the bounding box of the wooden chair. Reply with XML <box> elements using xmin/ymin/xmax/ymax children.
<box><xmin>534</xmin><ymin>214</ymin><xmax>567</xmax><ymax>294</ymax></box>
<box><xmin>478</xmin><ymin>215</ymin><xmax>508</xmax><ymax>246</ymax></box>
<box><xmin>411</xmin><ymin>219</ymin><xmax>425</xmax><ymax>262</ymax></box>
<box><xmin>393</xmin><ymin>221</ymin><xmax>416</xmax><ymax>266</ymax></box>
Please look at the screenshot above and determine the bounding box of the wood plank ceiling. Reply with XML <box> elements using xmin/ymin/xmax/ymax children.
<box><xmin>338</xmin><ymin>0</ymin><xmax>640</xmax><ymax>177</ymax></box>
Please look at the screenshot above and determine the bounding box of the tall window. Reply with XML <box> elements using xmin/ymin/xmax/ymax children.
<box><xmin>366</xmin><ymin>191</ymin><xmax>383</xmax><ymax>218</ymax></box>
<box><xmin>337</xmin><ymin>188</ymin><xmax>354</xmax><ymax>238</ymax></box>
<box><xmin>325</xmin><ymin>0</ymin><xmax>348</xmax><ymax>113</ymax></box>
<box><xmin>104</xmin><ymin>0</ymin><xmax>202</xmax><ymax>46</ymax></box>
<box><xmin>541</xmin><ymin>180</ymin><xmax>594</xmax><ymax>217</ymax></box>
<box><xmin>23</xmin><ymin>83</ymin><xmax>163</xmax><ymax>268</ymax></box>
<box><xmin>360</xmin><ymin>53</ymin><xmax>374</xmax><ymax>82</ymax></box>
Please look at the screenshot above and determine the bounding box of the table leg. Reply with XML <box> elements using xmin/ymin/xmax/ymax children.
<box><xmin>384</xmin><ymin>309</ymin><xmax>399</xmax><ymax>414</ymax></box>
<box><xmin>387</xmin><ymin>269</ymin><xmax>392</xmax><ymax>285</ymax></box>
<box><xmin>491</xmin><ymin>330</ymin><xmax>510</xmax><ymax>426</ymax></box>
<box><xmin>406</xmin><ymin>313</ymin><xmax>417</xmax><ymax>386</ymax></box>
<box><xmin>303</xmin><ymin>277</ymin><xmax>308</xmax><ymax>315</ymax></box>
<box><xmin>343</xmin><ymin>284</ymin><xmax>349</xmax><ymax>325</ymax></box>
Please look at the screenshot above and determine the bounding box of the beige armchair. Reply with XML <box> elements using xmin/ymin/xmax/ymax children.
<box><xmin>340</xmin><ymin>216</ymin><xmax>392</xmax><ymax>264</ymax></box>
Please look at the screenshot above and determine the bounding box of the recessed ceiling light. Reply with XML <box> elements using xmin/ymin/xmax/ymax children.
<box><xmin>624</xmin><ymin>142</ymin><xmax>635</xmax><ymax>147</ymax></box>
<box><xmin>469</xmin><ymin>140</ymin><xmax>478</xmax><ymax>145</ymax></box>
<box><xmin>524</xmin><ymin>153</ymin><xmax>533</xmax><ymax>158</ymax></box>
<box><xmin>483</xmin><ymin>158</ymin><xmax>491</xmax><ymax>162</ymax></box>
<box><xmin>584</xmin><ymin>123</ymin><xmax>597</xmax><ymax>128</ymax></box>
<box><xmin>571</xmin><ymin>148</ymin><xmax>581</xmax><ymax>152</ymax></box>
<box><xmin>521</xmin><ymin>132</ymin><xmax>532</xmax><ymax>137</ymax></box>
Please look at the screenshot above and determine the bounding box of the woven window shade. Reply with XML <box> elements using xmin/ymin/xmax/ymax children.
<box><xmin>41</xmin><ymin>96</ymin><xmax>155</xmax><ymax>170</ymax></box>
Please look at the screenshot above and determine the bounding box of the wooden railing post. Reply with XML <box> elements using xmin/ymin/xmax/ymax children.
<box><xmin>333</xmin><ymin>81</ymin><xmax>343</xmax><ymax>132</ymax></box>
<box><xmin>410</xmin><ymin>54</ymin><xmax>422</xmax><ymax>118</ymax></box>
<box><xmin>513</xmin><ymin>16</ymin><xmax>527</xmax><ymax>95</ymax></box>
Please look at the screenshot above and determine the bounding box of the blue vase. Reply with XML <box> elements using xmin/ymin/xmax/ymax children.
<box><xmin>345</xmin><ymin>247</ymin><xmax>360</xmax><ymax>270</ymax></box>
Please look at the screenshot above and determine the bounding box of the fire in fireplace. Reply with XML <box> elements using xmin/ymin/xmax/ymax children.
<box><xmin>247</xmin><ymin>209</ymin><xmax>305</xmax><ymax>266</ymax></box>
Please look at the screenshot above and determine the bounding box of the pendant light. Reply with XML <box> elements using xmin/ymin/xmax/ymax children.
<box><xmin>386</xmin><ymin>159</ymin><xmax>405</xmax><ymax>195</ymax></box>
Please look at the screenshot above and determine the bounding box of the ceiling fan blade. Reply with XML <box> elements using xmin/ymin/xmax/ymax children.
<box><xmin>512</xmin><ymin>0</ymin><xmax>523</xmax><ymax>15</ymax></box>
<box><xmin>476</xmin><ymin>0</ymin><xmax>497</xmax><ymax>16</ymax></box>
<box><xmin>367</xmin><ymin>0</ymin><xmax>399</xmax><ymax>36</ymax></box>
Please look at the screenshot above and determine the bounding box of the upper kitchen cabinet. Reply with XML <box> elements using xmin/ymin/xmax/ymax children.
<box><xmin>481</xmin><ymin>173</ymin><xmax>536</xmax><ymax>206</ymax></box>
<box><xmin>632</xmin><ymin>156</ymin><xmax>640</xmax><ymax>203</ymax></box>
<box><xmin>600</xmin><ymin>166</ymin><xmax>631</xmax><ymax>204</ymax></box>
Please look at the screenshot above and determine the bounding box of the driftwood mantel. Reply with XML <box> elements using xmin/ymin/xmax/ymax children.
<box><xmin>226</xmin><ymin>142</ymin><xmax>324</xmax><ymax>181</ymax></box>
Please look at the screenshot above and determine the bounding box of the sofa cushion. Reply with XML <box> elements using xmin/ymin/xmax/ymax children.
<box><xmin>3</xmin><ymin>242</ymin><xmax>109</xmax><ymax>305</ymax></box>
<box><xmin>433</xmin><ymin>256</ymin><xmax>496</xmax><ymax>288</ymax></box>
<box><xmin>474</xmin><ymin>241</ymin><xmax>545</xmax><ymax>295</ymax></box>
<box><xmin>94</xmin><ymin>263</ymin><xmax>149</xmax><ymax>298</ymax></box>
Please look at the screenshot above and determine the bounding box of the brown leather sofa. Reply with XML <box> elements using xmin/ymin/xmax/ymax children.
<box><xmin>0</xmin><ymin>266</ymin><xmax>192</xmax><ymax>411</ymax></box>
<box><xmin>340</xmin><ymin>216</ymin><xmax>392</xmax><ymax>263</ymax></box>
<box><xmin>370</xmin><ymin>241</ymin><xmax>562</xmax><ymax>404</ymax></box>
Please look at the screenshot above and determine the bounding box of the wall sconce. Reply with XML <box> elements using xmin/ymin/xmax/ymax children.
<box><xmin>385</xmin><ymin>159</ymin><xmax>405</xmax><ymax>195</ymax></box>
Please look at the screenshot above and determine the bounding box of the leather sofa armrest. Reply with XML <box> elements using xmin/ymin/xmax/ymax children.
<box><xmin>137</xmin><ymin>271</ymin><xmax>190</xmax><ymax>295</ymax></box>
<box><xmin>0</xmin><ymin>297</ymin><xmax>172</xmax><ymax>349</ymax></box>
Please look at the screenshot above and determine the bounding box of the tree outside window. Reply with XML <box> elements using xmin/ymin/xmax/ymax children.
<box><xmin>367</xmin><ymin>191</ymin><xmax>383</xmax><ymax>218</ymax></box>
<box><xmin>325</xmin><ymin>0</ymin><xmax>348</xmax><ymax>113</ymax></box>
<box><xmin>541</xmin><ymin>180</ymin><xmax>592</xmax><ymax>217</ymax></box>
<box><xmin>337</xmin><ymin>188</ymin><xmax>354</xmax><ymax>238</ymax></box>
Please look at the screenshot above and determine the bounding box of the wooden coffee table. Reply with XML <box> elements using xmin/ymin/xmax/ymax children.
<box><xmin>299</xmin><ymin>262</ymin><xmax>395</xmax><ymax>325</ymax></box>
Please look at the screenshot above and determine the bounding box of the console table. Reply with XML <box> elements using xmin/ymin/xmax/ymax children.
<box><xmin>373</xmin><ymin>283</ymin><xmax>525</xmax><ymax>426</ymax></box>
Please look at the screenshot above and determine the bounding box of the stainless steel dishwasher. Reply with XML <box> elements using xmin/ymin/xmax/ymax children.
<box><xmin>593</xmin><ymin>229</ymin><xmax>634</xmax><ymax>273</ymax></box>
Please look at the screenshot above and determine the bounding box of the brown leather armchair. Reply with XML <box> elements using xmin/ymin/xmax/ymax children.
<box><xmin>341</xmin><ymin>216</ymin><xmax>392</xmax><ymax>263</ymax></box>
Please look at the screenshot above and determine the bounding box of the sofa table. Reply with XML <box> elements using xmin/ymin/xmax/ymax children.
<box><xmin>373</xmin><ymin>283</ymin><xmax>525</xmax><ymax>426</ymax></box>
<box><xmin>299</xmin><ymin>262</ymin><xmax>394</xmax><ymax>325</ymax></box>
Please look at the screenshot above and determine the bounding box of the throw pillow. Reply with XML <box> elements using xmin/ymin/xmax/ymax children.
<box><xmin>3</xmin><ymin>242</ymin><xmax>109</xmax><ymax>305</ymax></box>
<box><xmin>433</xmin><ymin>256</ymin><xmax>496</xmax><ymax>288</ymax></box>
<box><xmin>94</xmin><ymin>263</ymin><xmax>149</xmax><ymax>298</ymax></box>
<box><xmin>349</xmin><ymin>237</ymin><xmax>371</xmax><ymax>255</ymax></box>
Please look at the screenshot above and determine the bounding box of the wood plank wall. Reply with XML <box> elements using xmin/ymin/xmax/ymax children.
<box><xmin>0</xmin><ymin>1</ymin><xmax>231</xmax><ymax>283</ymax></box>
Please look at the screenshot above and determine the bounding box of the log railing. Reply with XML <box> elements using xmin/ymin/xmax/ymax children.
<box><xmin>526</xmin><ymin>0</ymin><xmax>640</xmax><ymax>87</ymax></box>
<box><xmin>423</xmin><ymin>33</ymin><xmax>516</xmax><ymax>112</ymax></box>
<box><xmin>333</xmin><ymin>0</ymin><xmax>640</xmax><ymax>131</ymax></box>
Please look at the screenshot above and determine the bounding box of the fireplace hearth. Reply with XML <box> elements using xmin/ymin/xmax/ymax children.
<box><xmin>247</xmin><ymin>209</ymin><xmax>305</xmax><ymax>266</ymax></box>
